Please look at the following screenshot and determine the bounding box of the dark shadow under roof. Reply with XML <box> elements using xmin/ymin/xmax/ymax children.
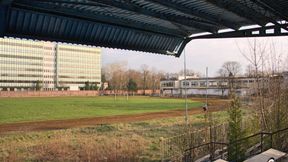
<box><xmin>0</xmin><ymin>0</ymin><xmax>288</xmax><ymax>57</ymax></box>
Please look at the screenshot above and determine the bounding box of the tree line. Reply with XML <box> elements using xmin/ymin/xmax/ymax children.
<box><xmin>101</xmin><ymin>62</ymin><xmax>199</xmax><ymax>93</ymax></box>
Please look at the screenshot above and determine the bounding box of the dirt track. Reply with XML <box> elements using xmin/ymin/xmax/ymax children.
<box><xmin>0</xmin><ymin>98</ymin><xmax>229</xmax><ymax>134</ymax></box>
<box><xmin>0</xmin><ymin>107</ymin><xmax>226</xmax><ymax>134</ymax></box>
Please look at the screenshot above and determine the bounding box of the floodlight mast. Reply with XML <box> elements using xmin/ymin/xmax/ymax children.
<box><xmin>183</xmin><ymin>48</ymin><xmax>188</xmax><ymax>125</ymax></box>
<box><xmin>206</xmin><ymin>67</ymin><xmax>208</xmax><ymax>110</ymax></box>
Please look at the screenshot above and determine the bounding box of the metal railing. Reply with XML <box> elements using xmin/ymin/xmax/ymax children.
<box><xmin>181</xmin><ymin>127</ymin><xmax>288</xmax><ymax>162</ymax></box>
<box><xmin>161</xmin><ymin>124</ymin><xmax>288</xmax><ymax>162</ymax></box>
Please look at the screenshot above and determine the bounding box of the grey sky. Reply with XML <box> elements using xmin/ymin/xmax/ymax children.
<box><xmin>102</xmin><ymin>37</ymin><xmax>288</xmax><ymax>76</ymax></box>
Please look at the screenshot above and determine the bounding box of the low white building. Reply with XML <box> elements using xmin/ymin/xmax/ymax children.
<box><xmin>160</xmin><ymin>76</ymin><xmax>258</xmax><ymax>97</ymax></box>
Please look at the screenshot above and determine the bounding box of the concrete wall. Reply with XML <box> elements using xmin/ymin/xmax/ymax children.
<box><xmin>0</xmin><ymin>90</ymin><xmax>99</xmax><ymax>97</ymax></box>
<box><xmin>0</xmin><ymin>89</ymin><xmax>161</xmax><ymax>97</ymax></box>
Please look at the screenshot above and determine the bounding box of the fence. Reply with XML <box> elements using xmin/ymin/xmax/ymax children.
<box><xmin>161</xmin><ymin>123</ymin><xmax>229</xmax><ymax>162</ymax></box>
<box><xmin>161</xmin><ymin>125</ymin><xmax>288</xmax><ymax>162</ymax></box>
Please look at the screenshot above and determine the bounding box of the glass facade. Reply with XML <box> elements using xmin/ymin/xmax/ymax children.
<box><xmin>0</xmin><ymin>38</ymin><xmax>101</xmax><ymax>91</ymax></box>
<box><xmin>56</xmin><ymin>43</ymin><xmax>101</xmax><ymax>90</ymax></box>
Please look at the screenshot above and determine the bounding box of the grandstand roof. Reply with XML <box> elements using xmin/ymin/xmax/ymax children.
<box><xmin>1</xmin><ymin>0</ymin><xmax>288</xmax><ymax>57</ymax></box>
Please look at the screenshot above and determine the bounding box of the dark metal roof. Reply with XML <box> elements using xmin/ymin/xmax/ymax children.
<box><xmin>0</xmin><ymin>0</ymin><xmax>288</xmax><ymax>57</ymax></box>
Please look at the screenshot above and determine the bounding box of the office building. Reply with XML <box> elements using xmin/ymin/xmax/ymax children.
<box><xmin>0</xmin><ymin>37</ymin><xmax>101</xmax><ymax>91</ymax></box>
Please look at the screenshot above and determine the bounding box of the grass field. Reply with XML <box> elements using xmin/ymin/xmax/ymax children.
<box><xmin>0</xmin><ymin>96</ymin><xmax>255</xmax><ymax>161</ymax></box>
<box><xmin>0</xmin><ymin>96</ymin><xmax>202</xmax><ymax>124</ymax></box>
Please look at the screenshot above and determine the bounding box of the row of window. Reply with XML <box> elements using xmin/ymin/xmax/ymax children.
<box><xmin>0</xmin><ymin>83</ymin><xmax>55</xmax><ymax>86</ymax></box>
<box><xmin>0</xmin><ymin>60</ymin><xmax>42</xmax><ymax>66</ymax></box>
<box><xmin>161</xmin><ymin>82</ymin><xmax>174</xmax><ymax>87</ymax></box>
<box><xmin>1</xmin><ymin>67</ymin><xmax>43</xmax><ymax>72</ymax></box>
<box><xmin>161</xmin><ymin>80</ymin><xmax>257</xmax><ymax>88</ymax></box>
<box><xmin>182</xmin><ymin>81</ymin><xmax>208</xmax><ymax>87</ymax></box>
<box><xmin>0</xmin><ymin>48</ymin><xmax>53</xmax><ymax>55</ymax></box>
<box><xmin>59</xmin><ymin>81</ymin><xmax>99</xmax><ymax>84</ymax></box>
<box><xmin>1</xmin><ymin>73</ymin><xmax>99</xmax><ymax>78</ymax></box>
<box><xmin>0</xmin><ymin>87</ymin><xmax>57</xmax><ymax>91</ymax></box>
<box><xmin>58</xmin><ymin>58</ymin><xmax>100</xmax><ymax>64</ymax></box>
<box><xmin>58</xmin><ymin>64</ymin><xmax>99</xmax><ymax>69</ymax></box>
<box><xmin>1</xmin><ymin>74</ymin><xmax>43</xmax><ymax>77</ymax></box>
<box><xmin>0</xmin><ymin>53</ymin><xmax>43</xmax><ymax>60</ymax></box>
<box><xmin>58</xmin><ymin>47</ymin><xmax>99</xmax><ymax>54</ymax></box>
<box><xmin>58</xmin><ymin>75</ymin><xmax>100</xmax><ymax>79</ymax></box>
<box><xmin>0</xmin><ymin>80</ymin><xmax>44</xmax><ymax>83</ymax></box>
<box><xmin>58</xmin><ymin>69</ymin><xmax>99</xmax><ymax>74</ymax></box>
<box><xmin>0</xmin><ymin>41</ymin><xmax>53</xmax><ymax>50</ymax></box>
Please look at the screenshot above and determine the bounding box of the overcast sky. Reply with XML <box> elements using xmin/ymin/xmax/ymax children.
<box><xmin>102</xmin><ymin>37</ymin><xmax>288</xmax><ymax>76</ymax></box>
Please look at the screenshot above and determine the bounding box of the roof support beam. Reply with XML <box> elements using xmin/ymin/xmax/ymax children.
<box><xmin>251</xmin><ymin>0</ymin><xmax>288</xmax><ymax>23</ymax></box>
<box><xmin>239</xmin><ymin>0</ymin><xmax>286</xmax><ymax>29</ymax></box>
<box><xmin>175</xmin><ymin>39</ymin><xmax>190</xmax><ymax>57</ymax></box>
<box><xmin>206</xmin><ymin>0</ymin><xmax>268</xmax><ymax>26</ymax></box>
<box><xmin>148</xmin><ymin>0</ymin><xmax>240</xmax><ymax>30</ymax></box>
<box><xmin>88</xmin><ymin>0</ymin><xmax>219</xmax><ymax>33</ymax></box>
<box><xmin>13</xmin><ymin>1</ymin><xmax>186</xmax><ymax>37</ymax></box>
<box><xmin>189</xmin><ymin>24</ymin><xmax>288</xmax><ymax>40</ymax></box>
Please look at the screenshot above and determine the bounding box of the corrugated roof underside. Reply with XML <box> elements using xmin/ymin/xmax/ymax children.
<box><xmin>172</xmin><ymin>0</ymin><xmax>251</xmax><ymax>26</ymax></box>
<box><xmin>1</xmin><ymin>0</ymin><xmax>288</xmax><ymax>56</ymax></box>
<box><xmin>6</xmin><ymin>8</ymin><xmax>183</xmax><ymax>54</ymax></box>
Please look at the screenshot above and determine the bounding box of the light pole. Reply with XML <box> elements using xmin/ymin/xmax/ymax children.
<box><xmin>183</xmin><ymin>48</ymin><xmax>188</xmax><ymax>125</ymax></box>
<box><xmin>206</xmin><ymin>67</ymin><xmax>208</xmax><ymax>110</ymax></box>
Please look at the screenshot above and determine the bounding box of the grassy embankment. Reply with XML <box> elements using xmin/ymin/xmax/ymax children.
<box><xmin>0</xmin><ymin>111</ymin><xmax>233</xmax><ymax>161</ymax></box>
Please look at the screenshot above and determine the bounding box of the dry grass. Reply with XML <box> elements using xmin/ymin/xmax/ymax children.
<box><xmin>1</xmin><ymin>131</ymin><xmax>149</xmax><ymax>162</ymax></box>
<box><xmin>0</xmin><ymin>110</ymin><xmax>231</xmax><ymax>161</ymax></box>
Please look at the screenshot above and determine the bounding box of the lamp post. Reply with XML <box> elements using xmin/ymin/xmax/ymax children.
<box><xmin>183</xmin><ymin>48</ymin><xmax>188</xmax><ymax>125</ymax></box>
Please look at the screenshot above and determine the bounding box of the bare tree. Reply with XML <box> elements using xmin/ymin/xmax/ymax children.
<box><xmin>237</xmin><ymin>39</ymin><xmax>268</xmax><ymax>130</ymax></box>
<box><xmin>216</xmin><ymin>61</ymin><xmax>241</xmax><ymax>97</ymax></box>
<box><xmin>126</xmin><ymin>69</ymin><xmax>142</xmax><ymax>86</ymax></box>
<box><xmin>103</xmin><ymin>62</ymin><xmax>166</xmax><ymax>96</ymax></box>
<box><xmin>178</xmin><ymin>69</ymin><xmax>199</xmax><ymax>77</ymax></box>
<box><xmin>219</xmin><ymin>61</ymin><xmax>242</xmax><ymax>77</ymax></box>
<box><xmin>237</xmin><ymin>39</ymin><xmax>288</xmax><ymax>133</ymax></box>
<box><xmin>141</xmin><ymin>64</ymin><xmax>149</xmax><ymax>95</ymax></box>
<box><xmin>262</xmin><ymin>40</ymin><xmax>288</xmax><ymax>133</ymax></box>
<box><xmin>244</xmin><ymin>64</ymin><xmax>259</xmax><ymax>77</ymax></box>
<box><xmin>104</xmin><ymin>61</ymin><xmax>127</xmax><ymax>98</ymax></box>
<box><xmin>149</xmin><ymin>69</ymin><xmax>165</xmax><ymax>95</ymax></box>
<box><xmin>265</xmin><ymin>39</ymin><xmax>285</xmax><ymax>75</ymax></box>
<box><xmin>217</xmin><ymin>68</ymin><xmax>228</xmax><ymax>97</ymax></box>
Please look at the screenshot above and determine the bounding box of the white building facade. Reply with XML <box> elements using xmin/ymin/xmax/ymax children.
<box><xmin>160</xmin><ymin>76</ymin><xmax>258</xmax><ymax>97</ymax></box>
<box><xmin>0</xmin><ymin>38</ymin><xmax>101</xmax><ymax>91</ymax></box>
